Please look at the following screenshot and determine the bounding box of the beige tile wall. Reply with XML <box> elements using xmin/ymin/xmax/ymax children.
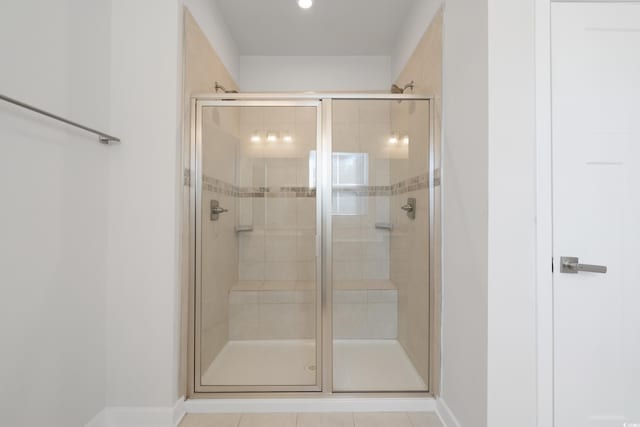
<box><xmin>180</xmin><ymin>8</ymin><xmax>240</xmax><ymax>394</ymax></box>
<box><xmin>229</xmin><ymin>286</ymin><xmax>316</xmax><ymax>340</ymax></box>
<box><xmin>233</xmin><ymin>106</ymin><xmax>318</xmax><ymax>340</ymax></box>
<box><xmin>237</xmin><ymin>106</ymin><xmax>317</xmax><ymax>283</ymax></box>
<box><xmin>333</xmin><ymin>288</ymin><xmax>398</xmax><ymax>339</ymax></box>
<box><xmin>390</xmin><ymin>100</ymin><xmax>431</xmax><ymax>385</ymax></box>
<box><xmin>391</xmin><ymin>9</ymin><xmax>443</xmax><ymax>387</ymax></box>
<box><xmin>330</xmin><ymin>99</ymin><xmax>434</xmax><ymax>352</ymax></box>
<box><xmin>332</xmin><ymin>100</ymin><xmax>393</xmax><ymax>284</ymax></box>
<box><xmin>200</xmin><ymin>108</ymin><xmax>240</xmax><ymax>369</ymax></box>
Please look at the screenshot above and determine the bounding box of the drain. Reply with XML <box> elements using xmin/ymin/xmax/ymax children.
<box><xmin>305</xmin><ymin>364</ymin><xmax>316</xmax><ymax>373</ymax></box>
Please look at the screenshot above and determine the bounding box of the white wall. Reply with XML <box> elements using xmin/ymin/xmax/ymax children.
<box><xmin>441</xmin><ymin>0</ymin><xmax>539</xmax><ymax>425</ymax></box>
<box><xmin>391</xmin><ymin>0</ymin><xmax>444</xmax><ymax>81</ymax></box>
<box><xmin>182</xmin><ymin>0</ymin><xmax>240</xmax><ymax>82</ymax></box>
<box><xmin>0</xmin><ymin>0</ymin><xmax>111</xmax><ymax>425</ymax></box>
<box><xmin>0</xmin><ymin>0</ymin><xmax>186</xmax><ymax>422</ymax></box>
<box><xmin>441</xmin><ymin>0</ymin><xmax>489</xmax><ymax>426</ymax></box>
<box><xmin>487</xmin><ymin>0</ymin><xmax>537</xmax><ymax>425</ymax></box>
<box><xmin>106</xmin><ymin>0</ymin><xmax>182</xmax><ymax>408</ymax></box>
<box><xmin>238</xmin><ymin>56</ymin><xmax>391</xmax><ymax>92</ymax></box>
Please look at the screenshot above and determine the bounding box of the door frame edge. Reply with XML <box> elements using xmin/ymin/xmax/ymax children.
<box><xmin>534</xmin><ymin>0</ymin><xmax>554</xmax><ymax>425</ymax></box>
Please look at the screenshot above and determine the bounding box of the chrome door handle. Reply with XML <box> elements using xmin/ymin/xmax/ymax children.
<box><xmin>210</xmin><ymin>199</ymin><xmax>228</xmax><ymax>221</ymax></box>
<box><xmin>560</xmin><ymin>256</ymin><xmax>607</xmax><ymax>274</ymax></box>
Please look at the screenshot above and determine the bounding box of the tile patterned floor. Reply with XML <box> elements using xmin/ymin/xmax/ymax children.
<box><xmin>179</xmin><ymin>412</ymin><xmax>443</xmax><ymax>427</ymax></box>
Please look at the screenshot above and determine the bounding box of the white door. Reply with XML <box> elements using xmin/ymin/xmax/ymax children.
<box><xmin>552</xmin><ymin>3</ymin><xmax>640</xmax><ymax>427</ymax></box>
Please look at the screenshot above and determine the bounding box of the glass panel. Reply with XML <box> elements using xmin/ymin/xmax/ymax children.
<box><xmin>331</xmin><ymin>99</ymin><xmax>431</xmax><ymax>392</ymax></box>
<box><xmin>198</xmin><ymin>105</ymin><xmax>319</xmax><ymax>388</ymax></box>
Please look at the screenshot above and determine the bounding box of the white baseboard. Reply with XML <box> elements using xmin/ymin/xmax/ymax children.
<box><xmin>86</xmin><ymin>397</ymin><xmax>458</xmax><ymax>426</ymax></box>
<box><xmin>436</xmin><ymin>398</ymin><xmax>461</xmax><ymax>427</ymax></box>
<box><xmin>85</xmin><ymin>409</ymin><xmax>108</xmax><ymax>427</ymax></box>
<box><xmin>173</xmin><ymin>397</ymin><xmax>186</xmax><ymax>426</ymax></box>
<box><xmin>84</xmin><ymin>397</ymin><xmax>186</xmax><ymax>427</ymax></box>
<box><xmin>185</xmin><ymin>397</ymin><xmax>436</xmax><ymax>413</ymax></box>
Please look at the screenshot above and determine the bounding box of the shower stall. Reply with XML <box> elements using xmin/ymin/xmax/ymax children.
<box><xmin>188</xmin><ymin>93</ymin><xmax>436</xmax><ymax>395</ymax></box>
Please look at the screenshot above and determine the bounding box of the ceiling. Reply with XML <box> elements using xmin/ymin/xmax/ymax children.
<box><xmin>214</xmin><ymin>0</ymin><xmax>420</xmax><ymax>56</ymax></box>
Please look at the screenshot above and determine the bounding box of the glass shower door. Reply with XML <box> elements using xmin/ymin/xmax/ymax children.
<box><xmin>330</xmin><ymin>99</ymin><xmax>431</xmax><ymax>392</ymax></box>
<box><xmin>194</xmin><ymin>101</ymin><xmax>322</xmax><ymax>392</ymax></box>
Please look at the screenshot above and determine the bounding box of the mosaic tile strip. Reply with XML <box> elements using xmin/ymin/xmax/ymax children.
<box><xmin>186</xmin><ymin>168</ymin><xmax>431</xmax><ymax>196</ymax></box>
<box><xmin>390</xmin><ymin>173</ymin><xmax>429</xmax><ymax>195</ymax></box>
<box><xmin>183</xmin><ymin>167</ymin><xmax>191</xmax><ymax>186</ymax></box>
<box><xmin>331</xmin><ymin>174</ymin><xmax>429</xmax><ymax>196</ymax></box>
<box><xmin>203</xmin><ymin>176</ymin><xmax>239</xmax><ymax>196</ymax></box>
<box><xmin>433</xmin><ymin>168</ymin><xmax>441</xmax><ymax>187</ymax></box>
<box><xmin>334</xmin><ymin>186</ymin><xmax>393</xmax><ymax>197</ymax></box>
<box><xmin>201</xmin><ymin>175</ymin><xmax>316</xmax><ymax>198</ymax></box>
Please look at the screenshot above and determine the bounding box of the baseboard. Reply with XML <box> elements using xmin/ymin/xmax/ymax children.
<box><xmin>436</xmin><ymin>398</ymin><xmax>461</xmax><ymax>427</ymax></box>
<box><xmin>85</xmin><ymin>409</ymin><xmax>108</xmax><ymax>427</ymax></box>
<box><xmin>173</xmin><ymin>397</ymin><xmax>186</xmax><ymax>426</ymax></box>
<box><xmin>88</xmin><ymin>396</ymin><xmax>454</xmax><ymax>426</ymax></box>
<box><xmin>84</xmin><ymin>397</ymin><xmax>186</xmax><ymax>427</ymax></box>
<box><xmin>185</xmin><ymin>397</ymin><xmax>436</xmax><ymax>413</ymax></box>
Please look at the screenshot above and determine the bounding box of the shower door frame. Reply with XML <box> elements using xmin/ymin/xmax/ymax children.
<box><xmin>188</xmin><ymin>93</ymin><xmax>437</xmax><ymax>398</ymax></box>
<box><xmin>192</xmin><ymin>99</ymin><xmax>324</xmax><ymax>394</ymax></box>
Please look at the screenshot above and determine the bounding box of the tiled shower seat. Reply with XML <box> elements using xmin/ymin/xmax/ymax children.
<box><xmin>333</xmin><ymin>280</ymin><xmax>398</xmax><ymax>339</ymax></box>
<box><xmin>228</xmin><ymin>281</ymin><xmax>316</xmax><ymax>340</ymax></box>
<box><xmin>228</xmin><ymin>280</ymin><xmax>398</xmax><ymax>340</ymax></box>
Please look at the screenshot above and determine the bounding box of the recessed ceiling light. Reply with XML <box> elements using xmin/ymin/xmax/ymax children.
<box><xmin>298</xmin><ymin>0</ymin><xmax>313</xmax><ymax>9</ymax></box>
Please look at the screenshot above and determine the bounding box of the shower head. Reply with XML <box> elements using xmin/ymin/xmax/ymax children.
<box><xmin>214</xmin><ymin>81</ymin><xmax>238</xmax><ymax>94</ymax></box>
<box><xmin>390</xmin><ymin>81</ymin><xmax>415</xmax><ymax>94</ymax></box>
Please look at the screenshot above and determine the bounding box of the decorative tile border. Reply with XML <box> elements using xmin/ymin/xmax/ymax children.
<box><xmin>391</xmin><ymin>173</ymin><xmax>429</xmax><ymax>195</ymax></box>
<box><xmin>183</xmin><ymin>168</ymin><xmax>190</xmax><ymax>186</ymax></box>
<box><xmin>185</xmin><ymin>168</ymin><xmax>433</xmax><ymax>197</ymax></box>
<box><xmin>202</xmin><ymin>175</ymin><xmax>316</xmax><ymax>198</ymax></box>
<box><xmin>334</xmin><ymin>186</ymin><xmax>393</xmax><ymax>197</ymax></box>
<box><xmin>203</xmin><ymin>176</ymin><xmax>238</xmax><ymax>196</ymax></box>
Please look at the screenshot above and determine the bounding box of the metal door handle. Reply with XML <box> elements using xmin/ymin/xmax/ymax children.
<box><xmin>560</xmin><ymin>256</ymin><xmax>607</xmax><ymax>274</ymax></box>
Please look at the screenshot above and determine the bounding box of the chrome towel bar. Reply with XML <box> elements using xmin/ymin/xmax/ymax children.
<box><xmin>0</xmin><ymin>93</ymin><xmax>120</xmax><ymax>144</ymax></box>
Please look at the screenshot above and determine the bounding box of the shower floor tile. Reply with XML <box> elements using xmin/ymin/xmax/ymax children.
<box><xmin>201</xmin><ymin>339</ymin><xmax>426</xmax><ymax>391</ymax></box>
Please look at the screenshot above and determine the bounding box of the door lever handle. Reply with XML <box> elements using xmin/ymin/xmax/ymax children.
<box><xmin>560</xmin><ymin>256</ymin><xmax>607</xmax><ymax>274</ymax></box>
